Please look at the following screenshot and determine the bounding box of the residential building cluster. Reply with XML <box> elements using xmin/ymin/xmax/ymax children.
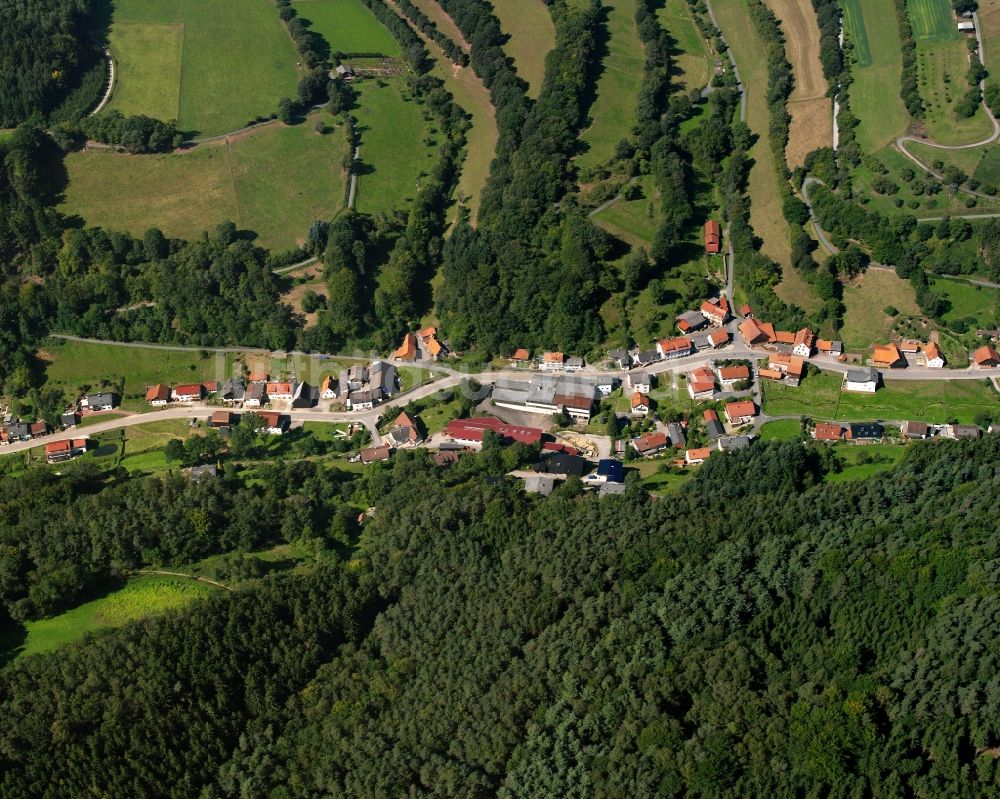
<box><xmin>394</xmin><ymin>327</ymin><xmax>449</xmax><ymax>362</ymax></box>
<box><xmin>492</xmin><ymin>374</ymin><xmax>615</xmax><ymax>422</ymax></box>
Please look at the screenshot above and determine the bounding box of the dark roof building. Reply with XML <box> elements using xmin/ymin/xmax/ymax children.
<box><xmin>596</xmin><ymin>459</ymin><xmax>624</xmax><ymax>483</ymax></box>
<box><xmin>537</xmin><ymin>453</ymin><xmax>588</xmax><ymax>478</ymax></box>
<box><xmin>848</xmin><ymin>422</ymin><xmax>884</xmax><ymax>441</ymax></box>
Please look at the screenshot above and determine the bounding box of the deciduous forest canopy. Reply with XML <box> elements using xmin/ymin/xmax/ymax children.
<box><xmin>2</xmin><ymin>440</ymin><xmax>1000</xmax><ymax>795</ymax></box>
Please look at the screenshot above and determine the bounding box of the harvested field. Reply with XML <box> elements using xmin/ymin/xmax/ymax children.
<box><xmin>765</xmin><ymin>0</ymin><xmax>832</xmax><ymax>167</ymax></box>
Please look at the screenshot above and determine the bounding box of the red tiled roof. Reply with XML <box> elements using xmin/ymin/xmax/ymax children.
<box><xmin>445</xmin><ymin>416</ymin><xmax>543</xmax><ymax>446</ymax></box>
<box><xmin>973</xmin><ymin>345</ymin><xmax>1000</xmax><ymax>365</ymax></box>
<box><xmin>813</xmin><ymin>423</ymin><xmax>844</xmax><ymax>441</ymax></box>
<box><xmin>708</xmin><ymin>329</ymin><xmax>730</xmax><ymax>347</ymax></box>
<box><xmin>146</xmin><ymin>384</ymin><xmax>170</xmax><ymax>402</ymax></box>
<box><xmin>718</xmin><ymin>365</ymin><xmax>749</xmax><ymax>381</ymax></box>
<box><xmin>174</xmin><ymin>383</ymin><xmax>202</xmax><ymax>397</ymax></box>
<box><xmin>774</xmin><ymin>331</ymin><xmax>795</xmax><ymax>345</ymax></box>
<box><xmin>873</xmin><ymin>344</ymin><xmax>903</xmax><ymax>366</ymax></box>
<box><xmin>265</xmin><ymin>382</ymin><xmax>293</xmax><ymax>395</ymax></box>
<box><xmin>703</xmin><ymin>409</ymin><xmax>719</xmax><ymax>422</ymax></box>
<box><xmin>543</xmin><ymin>351</ymin><xmax>564</xmax><ymax>363</ymax></box>
<box><xmin>45</xmin><ymin>440</ymin><xmax>70</xmax><ymax>455</ymax></box>
<box><xmin>924</xmin><ymin>341</ymin><xmax>943</xmax><ymax>361</ymax></box>
<box><xmin>633</xmin><ymin>432</ymin><xmax>668</xmax><ymax>453</ymax></box>
<box><xmin>511</xmin><ymin>348</ymin><xmax>531</xmax><ymax>361</ymax></box>
<box><xmin>658</xmin><ymin>337</ymin><xmax>693</xmax><ymax>356</ymax></box>
<box><xmin>725</xmin><ymin>400</ymin><xmax>756</xmax><ymax>420</ymax></box>
<box><xmin>686</xmin><ymin>447</ymin><xmax>712</xmax><ymax>462</ymax></box>
<box><xmin>258</xmin><ymin>410</ymin><xmax>281</xmax><ymax>427</ymax></box>
<box><xmin>394</xmin><ymin>333</ymin><xmax>418</xmax><ymax>360</ymax></box>
<box><xmin>631</xmin><ymin>392</ymin><xmax>650</xmax><ymax>408</ymax></box>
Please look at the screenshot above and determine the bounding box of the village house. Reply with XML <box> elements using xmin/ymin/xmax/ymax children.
<box><xmin>973</xmin><ymin>345</ymin><xmax>1000</xmax><ymax>368</ymax></box>
<box><xmin>717</xmin><ymin>435</ymin><xmax>752</xmax><ymax>452</ymax></box>
<box><xmin>657</xmin><ymin>336</ymin><xmax>694</xmax><ymax>360</ymax></box>
<box><xmin>348</xmin><ymin>389</ymin><xmax>378</xmax><ymax>410</ymax></box>
<box><xmin>45</xmin><ymin>438</ymin><xmax>88</xmax><ymax>464</ymax></box>
<box><xmin>718</xmin><ymin>364</ymin><xmax>750</xmax><ymax>387</ymax></box>
<box><xmin>767</xmin><ymin>353</ymin><xmax>805</xmax><ymax>385</ymax></box>
<box><xmin>321</xmin><ymin>375</ymin><xmax>337</xmax><ymax>400</ymax></box>
<box><xmin>738</xmin><ymin>318</ymin><xmax>772</xmax><ymax>347</ymax></box>
<box><xmin>565</xmin><ymin>356</ymin><xmax>584</xmax><ymax>372</ymax></box>
<box><xmin>704</xmin><ymin>219</ymin><xmax>721</xmax><ymax>254</ymax></box>
<box><xmin>386</xmin><ymin>411</ymin><xmax>422</xmax><ymax>447</ymax></box>
<box><xmin>843</xmin><ymin>367</ymin><xmax>878</xmax><ymax>394</ymax></box>
<box><xmin>584</xmin><ymin>459</ymin><xmax>624</xmax><ymax>485</ymax></box>
<box><xmin>942</xmin><ymin>424</ymin><xmax>981</xmax><ymax>440</ymax></box>
<box><xmin>6</xmin><ymin>421</ymin><xmax>30</xmax><ymax>441</ymax></box>
<box><xmin>793</xmin><ymin>328</ymin><xmax>815</xmax><ymax>358</ymax></box>
<box><xmin>265</xmin><ymin>382</ymin><xmax>294</xmax><ymax>401</ymax></box>
<box><xmin>686</xmin><ymin>366</ymin><xmax>716</xmax><ymax>400</ymax></box>
<box><xmin>347</xmin><ymin>364</ymin><xmax>368</xmax><ymax>389</ymax></box>
<box><xmin>417</xmin><ymin>327</ymin><xmax>447</xmax><ymax>360</ymax></box>
<box><xmin>872</xmin><ymin>344</ymin><xmax>905</xmax><ymax>369</ymax></box>
<box><xmin>369</xmin><ymin>361</ymin><xmax>398</xmax><ymax>398</ymax></box>
<box><xmin>444</xmin><ymin>416</ymin><xmax>543</xmax><ymax>446</ymax></box>
<box><xmin>394</xmin><ymin>333</ymin><xmax>418</xmax><ymax>361</ymax></box>
<box><xmin>900</xmin><ymin>340</ymin><xmax>921</xmax><ymax>356</ymax></box>
<box><xmin>812</xmin><ymin>423</ymin><xmax>844</xmax><ymax>442</ymax></box>
<box><xmin>537</xmin><ymin>452</ymin><xmax>589</xmax><ymax>478</ymax></box>
<box><xmin>676</xmin><ymin>310</ymin><xmax>707</xmax><ymax>334</ymax></box>
<box><xmin>30</xmin><ymin>420</ymin><xmax>47</xmax><ymax>438</ymax></box>
<box><xmin>209</xmin><ymin>410</ymin><xmax>234</xmax><ymax>428</ymax></box>
<box><xmin>524</xmin><ymin>474</ymin><xmax>557</xmax><ymax>496</ymax></box>
<box><xmin>631</xmin><ymin>392</ymin><xmax>650</xmax><ymax>416</ymax></box>
<box><xmin>724</xmin><ymin>400</ymin><xmax>756</xmax><ymax>426</ymax></box>
<box><xmin>145</xmin><ymin>384</ymin><xmax>170</xmax><ymax>406</ymax></box>
<box><xmin>740</xmin><ymin>303</ymin><xmax>753</xmax><ymax>318</ymax></box>
<box><xmin>592</xmin><ymin>376</ymin><xmax>616</xmax><ymax>397</ymax></box>
<box><xmin>257</xmin><ymin>410</ymin><xmax>288</xmax><ymax>436</ymax></box>
<box><xmin>901</xmin><ymin>420</ymin><xmax>929</xmax><ymax>439</ymax></box>
<box><xmin>173</xmin><ymin>384</ymin><xmax>203</xmax><ymax>402</ymax></box>
<box><xmin>243</xmin><ymin>383</ymin><xmax>265</xmax><ymax>408</ymax></box>
<box><xmin>632</xmin><ymin>431</ymin><xmax>669</xmax><ymax>457</ymax></box>
<box><xmin>704</xmin><ymin>409</ymin><xmax>726</xmax><ymax>440</ymax></box>
<box><xmin>923</xmin><ymin>341</ymin><xmax>945</xmax><ymax>368</ymax></box>
<box><xmin>292</xmin><ymin>382</ymin><xmax>319</xmax><ymax>408</ymax></box>
<box><xmin>666</xmin><ymin>422</ymin><xmax>687</xmax><ymax>449</ymax></box>
<box><xmin>626</xmin><ymin>372</ymin><xmax>652</xmax><ymax>393</ymax></box>
<box><xmin>700</xmin><ymin>298</ymin><xmax>730</xmax><ymax>326</ymax></box>
<box><xmin>633</xmin><ymin>350</ymin><xmax>660</xmax><ymax>367</ymax></box>
<box><xmin>220</xmin><ymin>377</ymin><xmax>245</xmax><ymax>404</ymax></box>
<box><xmin>847</xmin><ymin>422</ymin><xmax>884</xmax><ymax>443</ymax></box>
<box><xmin>361</xmin><ymin>445</ymin><xmax>393</xmax><ymax>464</ymax></box>
<box><xmin>61</xmin><ymin>411</ymin><xmax>78</xmax><ymax>429</ymax></box>
<box><xmin>685</xmin><ymin>447</ymin><xmax>712</xmax><ymax>465</ymax></box>
<box><xmin>706</xmin><ymin>329</ymin><xmax>730</xmax><ymax>349</ymax></box>
<box><xmin>83</xmin><ymin>392</ymin><xmax>117</xmax><ymax>411</ymax></box>
<box><xmin>816</xmin><ymin>339</ymin><xmax>844</xmax><ymax>357</ymax></box>
<box><xmin>540</xmin><ymin>352</ymin><xmax>566</xmax><ymax>371</ymax></box>
<box><xmin>607</xmin><ymin>349</ymin><xmax>629</xmax><ymax>370</ymax></box>
<box><xmin>511</xmin><ymin>348</ymin><xmax>532</xmax><ymax>366</ymax></box>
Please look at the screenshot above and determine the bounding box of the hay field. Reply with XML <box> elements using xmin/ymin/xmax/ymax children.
<box><xmin>658</xmin><ymin>1</ymin><xmax>714</xmax><ymax>92</ymax></box>
<box><xmin>842</xmin><ymin>0</ymin><xmax>911</xmax><ymax>151</ymax></box>
<box><xmin>489</xmin><ymin>0</ymin><xmax>555</xmax><ymax>98</ymax></box>
<box><xmin>765</xmin><ymin>0</ymin><xmax>832</xmax><ymax>167</ymax></box>
<box><xmin>409</xmin><ymin>0</ymin><xmax>471</xmax><ymax>52</ymax></box>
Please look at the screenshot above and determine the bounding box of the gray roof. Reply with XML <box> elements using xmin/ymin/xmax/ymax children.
<box><xmin>187</xmin><ymin>465</ymin><xmax>218</xmax><ymax>480</ymax></box>
<box><xmin>677</xmin><ymin>310</ymin><xmax>706</xmax><ymax>329</ymax></box>
<box><xmin>846</xmin><ymin>367</ymin><xmax>878</xmax><ymax>383</ymax></box>
<box><xmin>7</xmin><ymin>422</ymin><xmax>29</xmax><ymax>438</ymax></box>
<box><xmin>370</xmin><ymin>361</ymin><xmax>397</xmax><ymax>396</ymax></box>
<box><xmin>565</xmin><ymin>356</ymin><xmax>584</xmax><ymax>367</ymax></box>
<box><xmin>60</xmin><ymin>412</ymin><xmax>77</xmax><ymax>426</ymax></box>
<box><xmin>244</xmin><ymin>383</ymin><xmax>265</xmax><ymax>402</ymax></box>
<box><xmin>599</xmin><ymin>481</ymin><xmax>626</xmax><ymax>497</ymax></box>
<box><xmin>87</xmin><ymin>392</ymin><xmax>115</xmax><ymax>406</ymax></box>
<box><xmin>717</xmin><ymin>435</ymin><xmax>751</xmax><ymax>452</ymax></box>
<box><xmin>608</xmin><ymin>349</ymin><xmax>629</xmax><ymax>366</ymax></box>
<box><xmin>292</xmin><ymin>382</ymin><xmax>319</xmax><ymax>408</ymax></box>
<box><xmin>524</xmin><ymin>474</ymin><xmax>557</xmax><ymax>496</ymax></box>
<box><xmin>350</xmin><ymin>389</ymin><xmax>377</xmax><ymax>404</ymax></box>
<box><xmin>705</xmin><ymin>419</ymin><xmax>726</xmax><ymax>440</ymax></box>
<box><xmin>221</xmin><ymin>377</ymin><xmax>245</xmax><ymax>401</ymax></box>
<box><xmin>666</xmin><ymin>423</ymin><xmax>686</xmax><ymax>448</ymax></box>
<box><xmin>635</xmin><ymin>350</ymin><xmax>660</xmax><ymax>365</ymax></box>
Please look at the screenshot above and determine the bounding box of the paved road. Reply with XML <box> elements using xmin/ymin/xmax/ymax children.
<box><xmin>90</xmin><ymin>49</ymin><xmax>115</xmax><ymax>117</ymax></box>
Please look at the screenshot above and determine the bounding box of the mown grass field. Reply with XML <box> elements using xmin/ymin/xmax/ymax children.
<box><xmin>577</xmin><ymin>0</ymin><xmax>645</xmax><ymax>172</ymax></box>
<box><xmin>658</xmin><ymin>0</ymin><xmax>713</xmax><ymax>91</ymax></box>
<box><xmin>916</xmin><ymin>39</ymin><xmax>994</xmax><ymax>144</ymax></box>
<box><xmin>713</xmin><ymin>0</ymin><xmax>795</xmax><ymax>276</ymax></box>
<box><xmin>841</xmin><ymin>268</ymin><xmax>921</xmax><ymax>351</ymax></box>
<box><xmin>61</xmin><ymin>118</ymin><xmax>350</xmax><ymax>251</ymax></box>
<box><xmin>353</xmin><ymin>79</ymin><xmax>437</xmax><ymax>214</ymax></box>
<box><xmin>292</xmin><ymin>0</ymin><xmax>402</xmax><ymax>55</ymax></box>
<box><xmin>121</xmin><ymin>420</ymin><xmax>200</xmax><ymax>473</ymax></box>
<box><xmin>825</xmin><ymin>443</ymin><xmax>909</xmax><ymax>481</ymax></box>
<box><xmin>764</xmin><ymin>0</ymin><xmax>832</xmax><ymax>167</ymax></box>
<box><xmin>842</xmin><ymin>0</ymin><xmax>911</xmax><ymax>152</ymax></box>
<box><xmin>1</xmin><ymin>576</ymin><xmax>217</xmax><ymax>659</ymax></box>
<box><xmin>762</xmin><ymin>369</ymin><xmax>1000</xmax><ymax>422</ymax></box>
<box><xmin>908</xmin><ymin>0</ymin><xmax>960</xmax><ymax>42</ymax></box>
<box><xmin>758</xmin><ymin>418</ymin><xmax>805</xmax><ymax>440</ymax></box>
<box><xmin>933</xmin><ymin>275</ymin><xmax>1000</xmax><ymax>327</ymax></box>
<box><xmin>982</xmin><ymin>0</ymin><xmax>1000</xmax><ymax>94</ymax></box>
<box><xmin>904</xmin><ymin>139</ymin><xmax>1000</xmax><ymax>187</ymax></box>
<box><xmin>105</xmin><ymin>0</ymin><xmax>300</xmax><ymax>137</ymax></box>
<box><xmin>489</xmin><ymin>0</ymin><xmax>555</xmax><ymax>98</ymax></box>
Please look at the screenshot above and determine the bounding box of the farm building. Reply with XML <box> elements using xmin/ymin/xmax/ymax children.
<box><xmin>704</xmin><ymin>220</ymin><xmax>721</xmax><ymax>254</ymax></box>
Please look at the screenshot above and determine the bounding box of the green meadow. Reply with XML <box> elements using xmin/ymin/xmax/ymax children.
<box><xmin>291</xmin><ymin>0</ymin><xmax>402</xmax><ymax>55</ymax></box>
<box><xmin>61</xmin><ymin>117</ymin><xmax>350</xmax><ymax>251</ymax></box>
<box><xmin>105</xmin><ymin>0</ymin><xmax>299</xmax><ymax>137</ymax></box>
<box><xmin>489</xmin><ymin>0</ymin><xmax>555</xmax><ymax>99</ymax></box>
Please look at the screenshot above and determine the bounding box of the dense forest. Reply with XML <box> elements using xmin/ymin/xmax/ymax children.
<box><xmin>3</xmin><ymin>438</ymin><xmax>1000</xmax><ymax>795</ymax></box>
<box><xmin>0</xmin><ymin>0</ymin><xmax>105</xmax><ymax>127</ymax></box>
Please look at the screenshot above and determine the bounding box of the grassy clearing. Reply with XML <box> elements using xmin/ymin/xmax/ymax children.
<box><xmin>775</xmin><ymin>261</ymin><xmax>823</xmax><ymax>312</ymax></box>
<box><xmin>765</xmin><ymin>0</ymin><xmax>832</xmax><ymax>166</ymax></box>
<box><xmin>2</xmin><ymin>576</ymin><xmax>217</xmax><ymax>660</ymax></box>
<box><xmin>61</xmin><ymin>117</ymin><xmax>349</xmax><ymax>251</ymax></box>
<box><xmin>107</xmin><ymin>22</ymin><xmax>183</xmax><ymax>122</ymax></box>
<box><xmin>762</xmin><ymin>369</ymin><xmax>1000</xmax><ymax>422</ymax></box>
<box><xmin>658</xmin><ymin>1</ymin><xmax>713</xmax><ymax>91</ymax></box>
<box><xmin>39</xmin><ymin>338</ymin><xmax>222</xmax><ymax>406</ymax></box>
<box><xmin>489</xmin><ymin>0</ymin><xmax>555</xmax><ymax>98</ymax></box>
<box><xmin>577</xmin><ymin>0</ymin><xmax>645</xmax><ymax>171</ymax></box>
<box><xmin>826</xmin><ymin>443</ymin><xmax>909</xmax><ymax>481</ymax></box>
<box><xmin>916</xmin><ymin>39</ymin><xmax>994</xmax><ymax>144</ymax></box>
<box><xmin>932</xmin><ymin>275</ymin><xmax>1000</xmax><ymax>327</ymax></box>
<box><xmin>106</xmin><ymin>0</ymin><xmax>299</xmax><ymax>137</ymax></box>
<box><xmin>758</xmin><ymin>418</ymin><xmax>805</xmax><ymax>440</ymax></box>
<box><xmin>292</xmin><ymin>0</ymin><xmax>402</xmax><ymax>55</ymax></box>
<box><xmin>121</xmin><ymin>420</ymin><xmax>199</xmax><ymax>473</ymax></box>
<box><xmin>843</xmin><ymin>0</ymin><xmax>911</xmax><ymax>152</ymax></box>
<box><xmin>982</xmin><ymin>0</ymin><xmax>1000</xmax><ymax>93</ymax></box>
<box><xmin>591</xmin><ymin>175</ymin><xmax>659</xmax><ymax>243</ymax></box>
<box><xmin>353</xmin><ymin>79</ymin><xmax>437</xmax><ymax>214</ymax></box>
<box><xmin>908</xmin><ymin>0</ymin><xmax>960</xmax><ymax>42</ymax></box>
<box><xmin>841</xmin><ymin>268</ymin><xmax>922</xmax><ymax>352</ymax></box>
<box><xmin>408</xmin><ymin>0</ymin><xmax>470</xmax><ymax>51</ymax></box>
<box><xmin>713</xmin><ymin>0</ymin><xmax>794</xmax><ymax>274</ymax></box>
